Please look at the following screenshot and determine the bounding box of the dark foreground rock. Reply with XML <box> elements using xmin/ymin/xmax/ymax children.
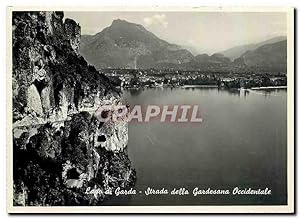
<box><xmin>13</xmin><ymin>112</ymin><xmax>136</xmax><ymax>206</ymax></box>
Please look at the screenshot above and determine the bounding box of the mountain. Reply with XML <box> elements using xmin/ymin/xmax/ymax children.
<box><xmin>194</xmin><ymin>53</ymin><xmax>231</xmax><ymax>64</ymax></box>
<box><xmin>181</xmin><ymin>44</ymin><xmax>199</xmax><ymax>56</ymax></box>
<box><xmin>79</xmin><ymin>19</ymin><xmax>287</xmax><ymax>72</ymax></box>
<box><xmin>79</xmin><ymin>19</ymin><xmax>194</xmax><ymax>69</ymax></box>
<box><xmin>237</xmin><ymin>40</ymin><xmax>287</xmax><ymax>71</ymax></box>
<box><xmin>220</xmin><ymin>36</ymin><xmax>287</xmax><ymax>60</ymax></box>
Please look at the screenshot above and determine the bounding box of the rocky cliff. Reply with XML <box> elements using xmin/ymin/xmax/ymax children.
<box><xmin>12</xmin><ymin>11</ymin><xmax>135</xmax><ymax>206</ymax></box>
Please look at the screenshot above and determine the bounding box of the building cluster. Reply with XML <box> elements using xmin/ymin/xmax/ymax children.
<box><xmin>101</xmin><ymin>69</ymin><xmax>287</xmax><ymax>89</ymax></box>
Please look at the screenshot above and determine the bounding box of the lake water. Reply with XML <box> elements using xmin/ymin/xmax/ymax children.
<box><xmin>104</xmin><ymin>87</ymin><xmax>287</xmax><ymax>206</ymax></box>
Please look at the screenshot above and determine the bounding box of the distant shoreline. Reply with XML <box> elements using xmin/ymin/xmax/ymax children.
<box><xmin>181</xmin><ymin>85</ymin><xmax>287</xmax><ymax>89</ymax></box>
<box><xmin>123</xmin><ymin>85</ymin><xmax>288</xmax><ymax>90</ymax></box>
<box><xmin>181</xmin><ymin>85</ymin><xmax>218</xmax><ymax>88</ymax></box>
<box><xmin>250</xmin><ymin>86</ymin><xmax>287</xmax><ymax>90</ymax></box>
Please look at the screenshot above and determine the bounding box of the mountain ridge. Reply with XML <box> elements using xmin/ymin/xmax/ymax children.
<box><xmin>238</xmin><ymin>40</ymin><xmax>287</xmax><ymax>71</ymax></box>
<box><xmin>79</xmin><ymin>19</ymin><xmax>287</xmax><ymax>72</ymax></box>
<box><xmin>220</xmin><ymin>36</ymin><xmax>287</xmax><ymax>60</ymax></box>
<box><xmin>79</xmin><ymin>19</ymin><xmax>194</xmax><ymax>69</ymax></box>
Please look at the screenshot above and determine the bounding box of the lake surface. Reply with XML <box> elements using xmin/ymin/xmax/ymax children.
<box><xmin>104</xmin><ymin>87</ymin><xmax>287</xmax><ymax>205</ymax></box>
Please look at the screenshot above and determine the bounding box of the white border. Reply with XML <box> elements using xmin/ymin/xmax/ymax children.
<box><xmin>6</xmin><ymin>6</ymin><xmax>295</xmax><ymax>214</ymax></box>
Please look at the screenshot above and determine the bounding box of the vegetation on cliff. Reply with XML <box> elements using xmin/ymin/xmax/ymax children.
<box><xmin>12</xmin><ymin>11</ymin><xmax>117</xmax><ymax>123</ymax></box>
<box><xmin>12</xmin><ymin>11</ymin><xmax>135</xmax><ymax>206</ymax></box>
<box><xmin>14</xmin><ymin>112</ymin><xmax>135</xmax><ymax>206</ymax></box>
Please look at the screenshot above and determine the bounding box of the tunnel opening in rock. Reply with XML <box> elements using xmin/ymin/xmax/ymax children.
<box><xmin>97</xmin><ymin>135</ymin><xmax>106</xmax><ymax>142</ymax></box>
<box><xmin>98</xmin><ymin>122</ymin><xmax>104</xmax><ymax>129</ymax></box>
<box><xmin>33</xmin><ymin>79</ymin><xmax>47</xmax><ymax>96</ymax></box>
<box><xmin>101</xmin><ymin>110</ymin><xmax>109</xmax><ymax>119</ymax></box>
<box><xmin>66</xmin><ymin>168</ymin><xmax>80</xmax><ymax>179</ymax></box>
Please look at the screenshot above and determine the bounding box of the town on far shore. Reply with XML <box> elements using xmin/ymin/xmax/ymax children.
<box><xmin>102</xmin><ymin>68</ymin><xmax>287</xmax><ymax>90</ymax></box>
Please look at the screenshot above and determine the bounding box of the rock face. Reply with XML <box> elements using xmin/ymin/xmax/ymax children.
<box><xmin>12</xmin><ymin>11</ymin><xmax>116</xmax><ymax>125</ymax></box>
<box><xmin>12</xmin><ymin>11</ymin><xmax>135</xmax><ymax>206</ymax></box>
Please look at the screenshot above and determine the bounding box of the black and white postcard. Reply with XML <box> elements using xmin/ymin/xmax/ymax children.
<box><xmin>6</xmin><ymin>6</ymin><xmax>294</xmax><ymax>213</ymax></box>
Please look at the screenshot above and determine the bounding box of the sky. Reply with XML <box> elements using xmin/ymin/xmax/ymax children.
<box><xmin>64</xmin><ymin>11</ymin><xmax>287</xmax><ymax>55</ymax></box>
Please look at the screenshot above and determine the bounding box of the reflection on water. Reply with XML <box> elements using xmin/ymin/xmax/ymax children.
<box><xmin>104</xmin><ymin>87</ymin><xmax>287</xmax><ymax>206</ymax></box>
<box><xmin>183</xmin><ymin>87</ymin><xmax>286</xmax><ymax>98</ymax></box>
<box><xmin>127</xmin><ymin>88</ymin><xmax>144</xmax><ymax>96</ymax></box>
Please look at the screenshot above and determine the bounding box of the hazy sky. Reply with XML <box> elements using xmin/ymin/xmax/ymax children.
<box><xmin>65</xmin><ymin>11</ymin><xmax>287</xmax><ymax>54</ymax></box>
